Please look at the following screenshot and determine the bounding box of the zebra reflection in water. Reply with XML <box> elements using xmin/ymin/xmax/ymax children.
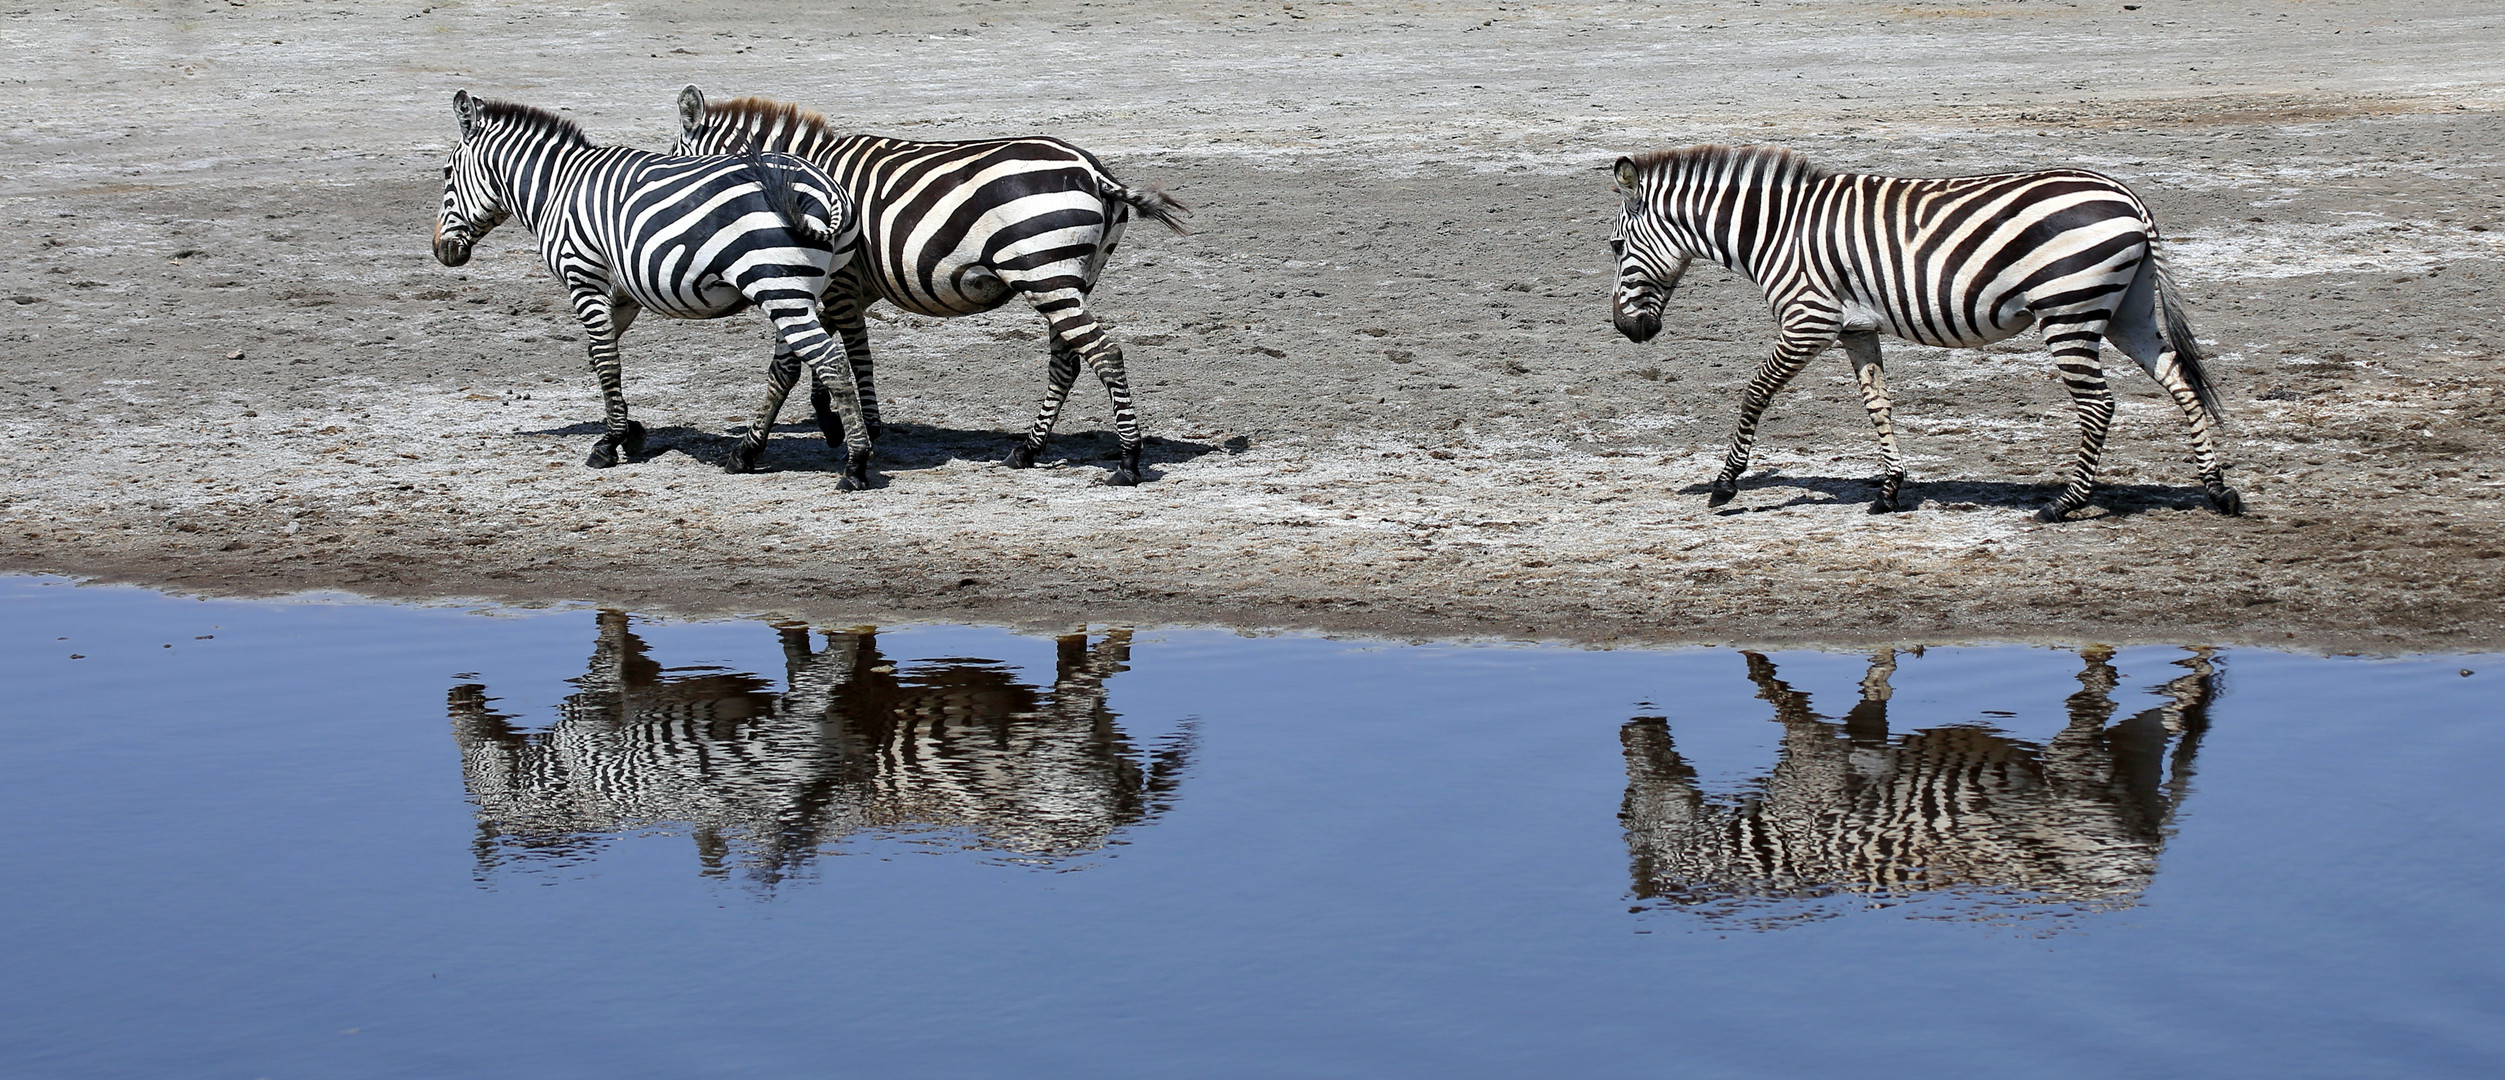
<box><xmin>447</xmin><ymin>613</ymin><xmax>1190</xmax><ymax>883</ymax></box>
<box><xmin>1620</xmin><ymin>647</ymin><xmax>2217</xmax><ymax>923</ymax></box>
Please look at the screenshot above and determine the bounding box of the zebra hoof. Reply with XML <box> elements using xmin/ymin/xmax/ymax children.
<box><xmin>1705</xmin><ymin>484</ymin><xmax>1737</xmax><ymax>508</ymax></box>
<box><xmin>1005</xmin><ymin>444</ymin><xmax>1039</xmax><ymax>470</ymax></box>
<box><xmin>2209</xmin><ymin>487</ymin><xmax>2245</xmax><ymax>516</ymax></box>
<box><xmin>836</xmin><ymin>473</ymin><xmax>864</xmax><ymax>492</ymax></box>
<box><xmin>1105</xmin><ymin>468</ymin><xmax>1140</xmax><ymax>487</ymax></box>
<box><xmin>585</xmin><ymin>444</ymin><xmax>619</xmax><ymax>469</ymax></box>
<box><xmin>1868</xmin><ymin>498</ymin><xmax>1899</xmax><ymax>515</ymax></box>
<box><xmin>726</xmin><ymin>443</ymin><xmax>762</xmax><ymax>474</ymax></box>
<box><xmin>622</xmin><ymin>420</ymin><xmax>648</xmax><ymax>458</ymax></box>
<box><xmin>2034</xmin><ymin>503</ymin><xmax>2073</xmax><ymax>524</ymax></box>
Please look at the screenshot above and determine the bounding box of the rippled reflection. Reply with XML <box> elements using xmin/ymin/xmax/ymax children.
<box><xmin>1621</xmin><ymin>647</ymin><xmax>2217</xmax><ymax>925</ymax></box>
<box><xmin>448</xmin><ymin>613</ymin><xmax>1192</xmax><ymax>883</ymax></box>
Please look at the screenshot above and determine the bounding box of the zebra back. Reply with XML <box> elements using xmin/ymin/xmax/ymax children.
<box><xmin>674</xmin><ymin>88</ymin><xmax>1185</xmax><ymax>317</ymax></box>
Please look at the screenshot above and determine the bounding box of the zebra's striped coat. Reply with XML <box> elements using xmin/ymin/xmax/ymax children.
<box><xmin>672</xmin><ymin>87</ymin><xmax>1188</xmax><ymax>485</ymax></box>
<box><xmin>448</xmin><ymin>614</ymin><xmax>1192</xmax><ymax>883</ymax></box>
<box><xmin>1609</xmin><ymin>145</ymin><xmax>2240</xmax><ymax>521</ymax></box>
<box><xmin>1619</xmin><ymin>647</ymin><xmax>2217</xmax><ymax>921</ymax></box>
<box><xmin>432</xmin><ymin>91</ymin><xmax>874</xmax><ymax>484</ymax></box>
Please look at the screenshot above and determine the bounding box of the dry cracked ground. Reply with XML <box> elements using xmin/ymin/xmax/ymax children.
<box><xmin>3</xmin><ymin>0</ymin><xmax>2501</xmax><ymax>651</ymax></box>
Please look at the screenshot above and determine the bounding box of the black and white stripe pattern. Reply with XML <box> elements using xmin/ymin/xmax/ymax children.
<box><xmin>1610</xmin><ymin>145</ymin><xmax>2239</xmax><ymax>521</ymax></box>
<box><xmin>431</xmin><ymin>90</ymin><xmax>875</xmax><ymax>486</ymax></box>
<box><xmin>448</xmin><ymin>613</ymin><xmax>1194</xmax><ymax>882</ymax></box>
<box><xmin>1619</xmin><ymin>647</ymin><xmax>2218</xmax><ymax>918</ymax></box>
<box><xmin>673</xmin><ymin>87</ymin><xmax>1189</xmax><ymax>486</ymax></box>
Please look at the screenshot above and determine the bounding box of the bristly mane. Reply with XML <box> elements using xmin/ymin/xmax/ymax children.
<box><xmin>702</xmin><ymin>96</ymin><xmax>842</xmax><ymax>143</ymax></box>
<box><xmin>1627</xmin><ymin>144</ymin><xmax>1834</xmax><ymax>183</ymax></box>
<box><xmin>473</xmin><ymin>98</ymin><xmax>593</xmax><ymax>147</ymax></box>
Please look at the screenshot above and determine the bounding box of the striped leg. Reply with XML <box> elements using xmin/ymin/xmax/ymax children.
<box><xmin>570</xmin><ymin>288</ymin><xmax>647</xmax><ymax>469</ymax></box>
<box><xmin>1840</xmin><ymin>330</ymin><xmax>1906</xmax><ymax>512</ymax></box>
<box><xmin>1007</xmin><ymin>342</ymin><xmax>1083</xmax><ymax>470</ymax></box>
<box><xmin>2147</xmin><ymin>350</ymin><xmax>2243</xmax><ymax>515</ymax></box>
<box><xmin>737</xmin><ymin>296</ymin><xmax>874</xmax><ymax>490</ymax></box>
<box><xmin>2039</xmin><ymin>333</ymin><xmax>2117</xmax><ymax>523</ymax></box>
<box><xmin>1708</xmin><ymin>326</ymin><xmax>1833</xmax><ymax>507</ymax></box>
<box><xmin>730</xmin><ymin>345</ymin><xmax>808</xmax><ymax>474</ymax></box>
<box><xmin>1011</xmin><ymin>286</ymin><xmax>1146</xmax><ymax>485</ymax></box>
<box><xmin>807</xmin><ymin>273</ymin><xmax>884</xmax><ymax>447</ymax></box>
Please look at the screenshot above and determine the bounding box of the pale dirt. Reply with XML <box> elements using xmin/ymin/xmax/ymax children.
<box><xmin>3</xmin><ymin>0</ymin><xmax>2502</xmax><ymax>651</ymax></box>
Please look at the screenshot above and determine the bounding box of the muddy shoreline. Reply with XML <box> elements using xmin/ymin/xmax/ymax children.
<box><xmin>5</xmin><ymin>1</ymin><xmax>2501</xmax><ymax>652</ymax></box>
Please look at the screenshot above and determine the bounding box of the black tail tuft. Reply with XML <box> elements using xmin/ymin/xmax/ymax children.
<box><xmin>2151</xmin><ymin>256</ymin><xmax>2223</xmax><ymax>423</ymax></box>
<box><xmin>1113</xmin><ymin>183</ymin><xmax>1192</xmax><ymax>235</ymax></box>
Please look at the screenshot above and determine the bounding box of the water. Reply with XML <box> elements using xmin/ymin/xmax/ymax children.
<box><xmin>2</xmin><ymin>575</ymin><xmax>2499</xmax><ymax>1079</ymax></box>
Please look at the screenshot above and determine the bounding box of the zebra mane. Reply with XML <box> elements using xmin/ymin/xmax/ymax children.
<box><xmin>699</xmin><ymin>96</ymin><xmax>841</xmax><ymax>144</ymax></box>
<box><xmin>1627</xmin><ymin>144</ymin><xmax>1834</xmax><ymax>185</ymax></box>
<box><xmin>469</xmin><ymin>98</ymin><xmax>593</xmax><ymax>148</ymax></box>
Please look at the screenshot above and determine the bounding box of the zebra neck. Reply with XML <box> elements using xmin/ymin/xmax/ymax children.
<box><xmin>483</xmin><ymin>135</ymin><xmax>588</xmax><ymax>235</ymax></box>
<box><xmin>1678</xmin><ymin>175</ymin><xmax>1813</xmax><ymax>286</ymax></box>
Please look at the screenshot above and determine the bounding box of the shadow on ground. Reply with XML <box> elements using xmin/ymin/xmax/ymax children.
<box><xmin>1677</xmin><ymin>470</ymin><xmax>2220</xmax><ymax>519</ymax></box>
<box><xmin>517</xmin><ymin>420</ymin><xmax>1247</xmax><ymax>485</ymax></box>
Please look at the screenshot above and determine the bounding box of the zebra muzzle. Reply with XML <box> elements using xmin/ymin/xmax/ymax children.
<box><xmin>1614</xmin><ymin>308</ymin><xmax>1662</xmax><ymax>343</ymax></box>
<box><xmin>433</xmin><ymin>236</ymin><xmax>472</xmax><ymax>267</ymax></box>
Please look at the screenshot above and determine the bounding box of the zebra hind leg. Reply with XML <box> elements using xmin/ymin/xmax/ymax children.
<box><xmin>1008</xmin><ymin>341</ymin><xmax>1084</xmax><ymax>471</ymax></box>
<box><xmin>2141</xmin><ymin>344</ymin><xmax>2243</xmax><ymax>516</ymax></box>
<box><xmin>729</xmin><ymin>345</ymin><xmax>807</xmax><ymax>474</ymax></box>
<box><xmin>807</xmin><ymin>290</ymin><xmax>883</xmax><ymax>449</ymax></box>
<box><xmin>1840</xmin><ymin>330</ymin><xmax>1907</xmax><ymax>512</ymax></box>
<box><xmin>2038</xmin><ymin>341</ymin><xmax>2117</xmax><ymax>523</ymax></box>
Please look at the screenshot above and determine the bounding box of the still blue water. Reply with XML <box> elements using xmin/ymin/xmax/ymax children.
<box><xmin>1</xmin><ymin>575</ymin><xmax>2498</xmax><ymax>1079</ymax></box>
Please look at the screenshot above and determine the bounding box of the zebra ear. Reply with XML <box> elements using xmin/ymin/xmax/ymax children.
<box><xmin>453</xmin><ymin>89</ymin><xmax>481</xmax><ymax>138</ymax></box>
<box><xmin>1614</xmin><ymin>157</ymin><xmax>1641</xmax><ymax>194</ymax></box>
<box><xmin>677</xmin><ymin>86</ymin><xmax>708</xmax><ymax>136</ymax></box>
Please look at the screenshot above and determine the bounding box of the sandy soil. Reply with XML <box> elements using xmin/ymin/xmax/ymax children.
<box><xmin>4</xmin><ymin>0</ymin><xmax>2501</xmax><ymax>651</ymax></box>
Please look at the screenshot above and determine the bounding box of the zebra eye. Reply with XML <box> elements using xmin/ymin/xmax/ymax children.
<box><xmin>1608</xmin><ymin>238</ymin><xmax>1626</xmax><ymax>259</ymax></box>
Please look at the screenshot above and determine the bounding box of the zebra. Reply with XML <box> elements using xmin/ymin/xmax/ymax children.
<box><xmin>448</xmin><ymin>613</ymin><xmax>1192</xmax><ymax>884</ymax></box>
<box><xmin>431</xmin><ymin>90</ymin><xmax>878</xmax><ymax>487</ymax></box>
<box><xmin>1609</xmin><ymin>145</ymin><xmax>2241</xmax><ymax>522</ymax></box>
<box><xmin>1619</xmin><ymin>646</ymin><xmax>2218</xmax><ymax>923</ymax></box>
<box><xmin>671</xmin><ymin>86</ymin><xmax>1190</xmax><ymax>486</ymax></box>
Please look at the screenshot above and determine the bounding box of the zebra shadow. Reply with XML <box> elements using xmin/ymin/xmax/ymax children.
<box><xmin>1677</xmin><ymin>471</ymin><xmax>2218</xmax><ymax>518</ymax></box>
<box><xmin>448</xmin><ymin>611</ymin><xmax>1194</xmax><ymax>888</ymax></box>
<box><xmin>514</xmin><ymin>420</ymin><xmax>1243</xmax><ymax>483</ymax></box>
<box><xmin>1621</xmin><ymin>646</ymin><xmax>2218</xmax><ymax>929</ymax></box>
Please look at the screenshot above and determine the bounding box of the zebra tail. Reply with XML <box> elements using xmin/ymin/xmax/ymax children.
<box><xmin>1111</xmin><ymin>182</ymin><xmax>1192</xmax><ymax>235</ymax></box>
<box><xmin>738</xmin><ymin>139</ymin><xmax>831</xmax><ymax>247</ymax></box>
<box><xmin>2149</xmin><ymin>253</ymin><xmax>2224</xmax><ymax>423</ymax></box>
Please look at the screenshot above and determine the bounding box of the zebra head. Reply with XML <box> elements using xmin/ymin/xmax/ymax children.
<box><xmin>1608</xmin><ymin>156</ymin><xmax>1695</xmax><ymax>344</ymax></box>
<box><xmin>433</xmin><ymin>90</ymin><xmax>510</xmax><ymax>267</ymax></box>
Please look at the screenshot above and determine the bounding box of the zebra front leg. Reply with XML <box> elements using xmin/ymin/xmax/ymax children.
<box><xmin>2039</xmin><ymin>350</ymin><xmax>2117</xmax><ymax>523</ymax></box>
<box><xmin>1007</xmin><ymin>342</ymin><xmax>1083</xmax><ymax>470</ymax></box>
<box><xmin>729</xmin><ymin>346</ymin><xmax>807</xmax><ymax>474</ymax></box>
<box><xmin>2148</xmin><ymin>350</ymin><xmax>2243</xmax><ymax>516</ymax></box>
<box><xmin>571</xmin><ymin>291</ymin><xmax>644</xmax><ymax>468</ymax></box>
<box><xmin>1708</xmin><ymin>333</ymin><xmax>1828</xmax><ymax>507</ymax></box>
<box><xmin>1840</xmin><ymin>330</ymin><xmax>1906</xmax><ymax>512</ymax></box>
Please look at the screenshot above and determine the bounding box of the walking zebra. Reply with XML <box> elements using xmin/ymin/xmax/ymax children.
<box><xmin>1619</xmin><ymin>646</ymin><xmax>2218</xmax><ymax>921</ymax></box>
<box><xmin>431</xmin><ymin>90</ymin><xmax>876</xmax><ymax>486</ymax></box>
<box><xmin>672</xmin><ymin>86</ymin><xmax>1189</xmax><ymax>486</ymax></box>
<box><xmin>448</xmin><ymin>613</ymin><xmax>1193</xmax><ymax>883</ymax></box>
<box><xmin>1609</xmin><ymin>145</ymin><xmax>2240</xmax><ymax>521</ymax></box>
